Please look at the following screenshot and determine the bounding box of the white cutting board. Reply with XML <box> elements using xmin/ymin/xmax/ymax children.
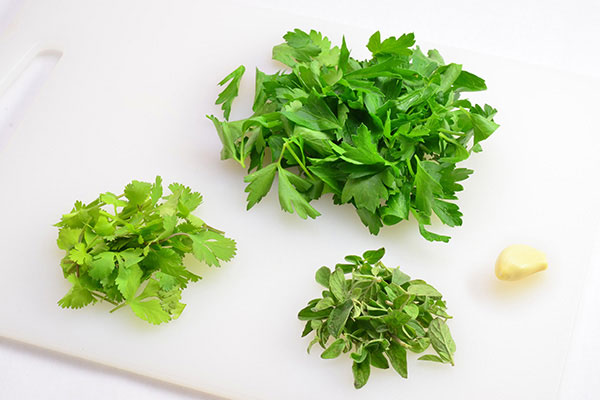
<box><xmin>1</xmin><ymin>1</ymin><xmax>599</xmax><ymax>399</ymax></box>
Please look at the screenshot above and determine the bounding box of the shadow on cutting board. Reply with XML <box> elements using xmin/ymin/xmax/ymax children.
<box><xmin>0</xmin><ymin>336</ymin><xmax>227</xmax><ymax>400</ymax></box>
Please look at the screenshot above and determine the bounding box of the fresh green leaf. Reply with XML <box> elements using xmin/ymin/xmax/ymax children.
<box><xmin>69</xmin><ymin>243</ymin><xmax>92</xmax><ymax>266</ymax></box>
<box><xmin>215</xmin><ymin>65</ymin><xmax>245</xmax><ymax>120</ymax></box>
<box><xmin>277</xmin><ymin>166</ymin><xmax>321</xmax><ymax>219</ymax></box>
<box><xmin>89</xmin><ymin>252</ymin><xmax>116</xmax><ymax>280</ymax></box>
<box><xmin>190</xmin><ymin>231</ymin><xmax>237</xmax><ymax>267</ymax></box>
<box><xmin>363</xmin><ymin>248</ymin><xmax>385</xmax><ymax>264</ymax></box>
<box><xmin>129</xmin><ymin>298</ymin><xmax>171</xmax><ymax>325</ymax></box>
<box><xmin>57</xmin><ymin>275</ymin><xmax>95</xmax><ymax>309</ymax></box>
<box><xmin>367</xmin><ymin>31</ymin><xmax>415</xmax><ymax>56</ymax></box>
<box><xmin>327</xmin><ymin>299</ymin><xmax>353</xmax><ymax>337</ymax></box>
<box><xmin>370</xmin><ymin>350</ymin><xmax>390</xmax><ymax>369</ymax></box>
<box><xmin>328</xmin><ymin>268</ymin><xmax>347</xmax><ymax>302</ymax></box>
<box><xmin>352</xmin><ymin>355</ymin><xmax>371</xmax><ymax>389</ymax></box>
<box><xmin>55</xmin><ymin>177</ymin><xmax>237</xmax><ymax>325</ymax></box>
<box><xmin>115</xmin><ymin>264</ymin><xmax>143</xmax><ymax>300</ymax></box>
<box><xmin>386</xmin><ymin>341</ymin><xmax>408</xmax><ymax>378</ymax></box>
<box><xmin>407</xmin><ymin>283</ymin><xmax>443</xmax><ymax>298</ymax></box>
<box><xmin>315</xmin><ymin>266</ymin><xmax>331</xmax><ymax>287</ymax></box>
<box><xmin>124</xmin><ymin>180</ymin><xmax>152</xmax><ymax>205</ymax></box>
<box><xmin>299</xmin><ymin>249</ymin><xmax>454</xmax><ymax>388</ymax></box>
<box><xmin>211</xmin><ymin>29</ymin><xmax>499</xmax><ymax>241</ymax></box>
<box><xmin>321</xmin><ymin>338</ymin><xmax>346</xmax><ymax>359</ymax></box>
<box><xmin>244</xmin><ymin>163</ymin><xmax>277</xmax><ymax>209</ymax></box>
<box><xmin>392</xmin><ymin>268</ymin><xmax>411</xmax><ymax>286</ymax></box>
<box><xmin>418</xmin><ymin>354</ymin><xmax>445</xmax><ymax>363</ymax></box>
<box><xmin>428</xmin><ymin>319</ymin><xmax>456</xmax><ymax>365</ymax></box>
<box><xmin>57</xmin><ymin>228</ymin><xmax>82</xmax><ymax>250</ymax></box>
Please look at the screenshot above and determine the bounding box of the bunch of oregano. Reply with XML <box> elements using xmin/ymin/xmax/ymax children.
<box><xmin>209</xmin><ymin>29</ymin><xmax>499</xmax><ymax>242</ymax></box>
<box><xmin>55</xmin><ymin>177</ymin><xmax>236</xmax><ymax>325</ymax></box>
<box><xmin>298</xmin><ymin>248</ymin><xmax>455</xmax><ymax>388</ymax></box>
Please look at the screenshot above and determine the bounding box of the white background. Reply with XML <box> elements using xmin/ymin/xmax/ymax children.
<box><xmin>0</xmin><ymin>0</ymin><xmax>599</xmax><ymax>399</ymax></box>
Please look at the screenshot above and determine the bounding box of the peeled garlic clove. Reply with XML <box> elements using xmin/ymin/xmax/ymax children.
<box><xmin>495</xmin><ymin>244</ymin><xmax>547</xmax><ymax>281</ymax></box>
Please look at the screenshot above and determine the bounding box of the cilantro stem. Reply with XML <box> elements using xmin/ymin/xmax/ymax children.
<box><xmin>159</xmin><ymin>232</ymin><xmax>190</xmax><ymax>242</ymax></box>
<box><xmin>99</xmin><ymin>210</ymin><xmax>127</xmax><ymax>225</ymax></box>
<box><xmin>90</xmin><ymin>292</ymin><xmax>119</xmax><ymax>306</ymax></box>
<box><xmin>109</xmin><ymin>302</ymin><xmax>127</xmax><ymax>313</ymax></box>
<box><xmin>156</xmin><ymin>223</ymin><xmax>225</xmax><ymax>244</ymax></box>
<box><xmin>204</xmin><ymin>224</ymin><xmax>225</xmax><ymax>234</ymax></box>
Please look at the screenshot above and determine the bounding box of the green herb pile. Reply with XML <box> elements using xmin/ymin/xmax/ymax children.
<box><xmin>209</xmin><ymin>29</ymin><xmax>499</xmax><ymax>241</ymax></box>
<box><xmin>55</xmin><ymin>177</ymin><xmax>236</xmax><ymax>325</ymax></box>
<box><xmin>298</xmin><ymin>248</ymin><xmax>455</xmax><ymax>388</ymax></box>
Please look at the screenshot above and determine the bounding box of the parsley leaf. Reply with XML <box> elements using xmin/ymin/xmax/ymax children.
<box><xmin>215</xmin><ymin>65</ymin><xmax>245</xmax><ymax>120</ymax></box>
<box><xmin>210</xmin><ymin>29</ymin><xmax>499</xmax><ymax>241</ymax></box>
<box><xmin>277</xmin><ymin>166</ymin><xmax>321</xmax><ymax>219</ymax></box>
<box><xmin>55</xmin><ymin>177</ymin><xmax>237</xmax><ymax>325</ymax></box>
<box><xmin>298</xmin><ymin>248</ymin><xmax>455</xmax><ymax>388</ymax></box>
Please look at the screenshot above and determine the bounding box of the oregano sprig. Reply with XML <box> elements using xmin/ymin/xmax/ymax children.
<box><xmin>55</xmin><ymin>176</ymin><xmax>237</xmax><ymax>325</ymax></box>
<box><xmin>298</xmin><ymin>248</ymin><xmax>455</xmax><ymax>388</ymax></box>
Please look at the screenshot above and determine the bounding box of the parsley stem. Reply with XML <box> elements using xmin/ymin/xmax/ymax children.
<box><xmin>438</xmin><ymin>128</ymin><xmax>466</xmax><ymax>137</ymax></box>
<box><xmin>238</xmin><ymin>140</ymin><xmax>246</xmax><ymax>169</ymax></box>
<box><xmin>278</xmin><ymin>141</ymin><xmax>314</xmax><ymax>179</ymax></box>
<box><xmin>406</xmin><ymin>158</ymin><xmax>416</xmax><ymax>177</ymax></box>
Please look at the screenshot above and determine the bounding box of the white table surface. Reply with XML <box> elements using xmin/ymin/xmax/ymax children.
<box><xmin>1</xmin><ymin>0</ymin><xmax>598</xmax><ymax>399</ymax></box>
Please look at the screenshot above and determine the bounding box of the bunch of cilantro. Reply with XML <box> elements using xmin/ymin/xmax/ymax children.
<box><xmin>298</xmin><ymin>248</ymin><xmax>455</xmax><ymax>388</ymax></box>
<box><xmin>209</xmin><ymin>29</ymin><xmax>499</xmax><ymax>241</ymax></box>
<box><xmin>55</xmin><ymin>177</ymin><xmax>236</xmax><ymax>325</ymax></box>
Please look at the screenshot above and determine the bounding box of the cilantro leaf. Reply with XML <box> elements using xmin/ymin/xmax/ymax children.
<box><xmin>69</xmin><ymin>243</ymin><xmax>92</xmax><ymax>266</ymax></box>
<box><xmin>168</xmin><ymin>183</ymin><xmax>203</xmax><ymax>216</ymax></box>
<box><xmin>190</xmin><ymin>231</ymin><xmax>237</xmax><ymax>267</ymax></box>
<box><xmin>57</xmin><ymin>227</ymin><xmax>82</xmax><ymax>250</ymax></box>
<box><xmin>55</xmin><ymin>177</ymin><xmax>237</xmax><ymax>324</ymax></box>
<box><xmin>57</xmin><ymin>275</ymin><xmax>96</xmax><ymax>309</ymax></box>
<box><xmin>124</xmin><ymin>180</ymin><xmax>152</xmax><ymax>205</ymax></box>
<box><xmin>89</xmin><ymin>252</ymin><xmax>116</xmax><ymax>280</ymax></box>
<box><xmin>129</xmin><ymin>298</ymin><xmax>171</xmax><ymax>325</ymax></box>
<box><xmin>151</xmin><ymin>175</ymin><xmax>163</xmax><ymax>206</ymax></box>
<box><xmin>115</xmin><ymin>264</ymin><xmax>143</xmax><ymax>300</ymax></box>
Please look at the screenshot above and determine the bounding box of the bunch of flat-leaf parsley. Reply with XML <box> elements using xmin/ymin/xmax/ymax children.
<box><xmin>298</xmin><ymin>248</ymin><xmax>455</xmax><ymax>388</ymax></box>
<box><xmin>55</xmin><ymin>177</ymin><xmax>236</xmax><ymax>325</ymax></box>
<box><xmin>209</xmin><ymin>29</ymin><xmax>499</xmax><ymax>241</ymax></box>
